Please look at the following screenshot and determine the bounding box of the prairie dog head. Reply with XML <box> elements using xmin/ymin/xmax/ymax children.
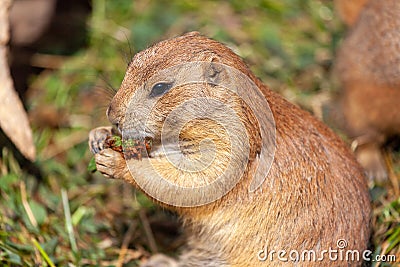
<box><xmin>107</xmin><ymin>32</ymin><xmax>275</xmax><ymax>207</ymax></box>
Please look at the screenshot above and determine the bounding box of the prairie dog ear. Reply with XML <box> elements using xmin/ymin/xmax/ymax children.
<box><xmin>183</xmin><ymin>31</ymin><xmax>201</xmax><ymax>37</ymax></box>
<box><xmin>203</xmin><ymin>57</ymin><xmax>225</xmax><ymax>85</ymax></box>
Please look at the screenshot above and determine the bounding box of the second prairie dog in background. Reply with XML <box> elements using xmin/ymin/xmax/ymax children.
<box><xmin>335</xmin><ymin>0</ymin><xmax>400</xmax><ymax>182</ymax></box>
<box><xmin>89</xmin><ymin>32</ymin><xmax>370</xmax><ymax>266</ymax></box>
<box><xmin>334</xmin><ymin>0</ymin><xmax>368</xmax><ymax>26</ymax></box>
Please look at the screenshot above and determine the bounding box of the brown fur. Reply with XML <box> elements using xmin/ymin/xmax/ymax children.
<box><xmin>334</xmin><ymin>0</ymin><xmax>369</xmax><ymax>26</ymax></box>
<box><xmin>89</xmin><ymin>32</ymin><xmax>371</xmax><ymax>266</ymax></box>
<box><xmin>335</xmin><ymin>0</ymin><xmax>400</xmax><ymax>181</ymax></box>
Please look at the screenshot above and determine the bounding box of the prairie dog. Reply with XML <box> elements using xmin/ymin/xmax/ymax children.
<box><xmin>335</xmin><ymin>0</ymin><xmax>400</xmax><ymax>181</ymax></box>
<box><xmin>89</xmin><ymin>32</ymin><xmax>370</xmax><ymax>266</ymax></box>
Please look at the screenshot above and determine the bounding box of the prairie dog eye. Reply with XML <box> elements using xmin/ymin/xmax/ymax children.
<box><xmin>150</xmin><ymin>82</ymin><xmax>173</xmax><ymax>97</ymax></box>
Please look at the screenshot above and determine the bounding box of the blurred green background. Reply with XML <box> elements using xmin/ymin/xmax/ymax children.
<box><xmin>1</xmin><ymin>0</ymin><xmax>399</xmax><ymax>266</ymax></box>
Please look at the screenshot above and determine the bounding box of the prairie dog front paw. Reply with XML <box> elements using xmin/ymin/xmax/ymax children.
<box><xmin>95</xmin><ymin>148</ymin><xmax>129</xmax><ymax>179</ymax></box>
<box><xmin>88</xmin><ymin>126</ymin><xmax>113</xmax><ymax>154</ymax></box>
<box><xmin>355</xmin><ymin>143</ymin><xmax>388</xmax><ymax>183</ymax></box>
<box><xmin>89</xmin><ymin>126</ymin><xmax>128</xmax><ymax>180</ymax></box>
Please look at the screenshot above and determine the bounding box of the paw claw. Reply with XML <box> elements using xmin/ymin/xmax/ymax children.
<box><xmin>88</xmin><ymin>126</ymin><xmax>113</xmax><ymax>154</ymax></box>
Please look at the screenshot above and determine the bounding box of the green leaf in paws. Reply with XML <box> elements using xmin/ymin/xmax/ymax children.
<box><xmin>111</xmin><ymin>135</ymin><xmax>123</xmax><ymax>147</ymax></box>
<box><xmin>87</xmin><ymin>157</ymin><xmax>97</xmax><ymax>173</ymax></box>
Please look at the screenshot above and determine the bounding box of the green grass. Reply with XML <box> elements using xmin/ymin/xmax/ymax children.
<box><xmin>1</xmin><ymin>0</ymin><xmax>399</xmax><ymax>266</ymax></box>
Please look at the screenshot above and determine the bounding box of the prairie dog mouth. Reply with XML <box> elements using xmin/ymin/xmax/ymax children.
<box><xmin>105</xmin><ymin>135</ymin><xmax>210</xmax><ymax>170</ymax></box>
<box><xmin>105</xmin><ymin>134</ymin><xmax>153</xmax><ymax>160</ymax></box>
<box><xmin>107</xmin><ymin>132</ymin><xmax>191</xmax><ymax>160</ymax></box>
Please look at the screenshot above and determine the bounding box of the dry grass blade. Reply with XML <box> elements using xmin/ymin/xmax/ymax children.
<box><xmin>30</xmin><ymin>53</ymin><xmax>69</xmax><ymax>69</ymax></box>
<box><xmin>41</xmin><ymin>130</ymin><xmax>88</xmax><ymax>160</ymax></box>
<box><xmin>20</xmin><ymin>181</ymin><xmax>38</xmax><ymax>228</ymax></box>
<box><xmin>139</xmin><ymin>209</ymin><xmax>158</xmax><ymax>253</ymax></box>
<box><xmin>116</xmin><ymin>221</ymin><xmax>138</xmax><ymax>267</ymax></box>
<box><xmin>32</xmin><ymin>238</ymin><xmax>56</xmax><ymax>267</ymax></box>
